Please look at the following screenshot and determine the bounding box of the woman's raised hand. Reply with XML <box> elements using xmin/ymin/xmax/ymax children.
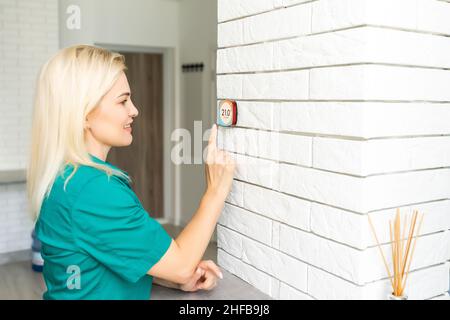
<box><xmin>205</xmin><ymin>124</ymin><xmax>235</xmax><ymax>200</ymax></box>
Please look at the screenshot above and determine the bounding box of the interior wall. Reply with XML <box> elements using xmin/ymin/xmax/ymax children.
<box><xmin>0</xmin><ymin>0</ymin><xmax>59</xmax><ymax>257</ymax></box>
<box><xmin>58</xmin><ymin>0</ymin><xmax>180</xmax><ymax>48</ymax></box>
<box><xmin>178</xmin><ymin>0</ymin><xmax>218</xmax><ymax>228</ymax></box>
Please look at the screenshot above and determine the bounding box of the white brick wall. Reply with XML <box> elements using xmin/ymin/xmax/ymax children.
<box><xmin>217</xmin><ymin>0</ymin><xmax>450</xmax><ymax>299</ymax></box>
<box><xmin>0</xmin><ymin>0</ymin><xmax>59</xmax><ymax>256</ymax></box>
<box><xmin>0</xmin><ymin>183</ymin><xmax>34</xmax><ymax>254</ymax></box>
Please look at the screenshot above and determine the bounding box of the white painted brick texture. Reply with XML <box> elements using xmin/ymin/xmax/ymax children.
<box><xmin>0</xmin><ymin>183</ymin><xmax>34</xmax><ymax>254</ymax></box>
<box><xmin>217</xmin><ymin>0</ymin><xmax>450</xmax><ymax>299</ymax></box>
<box><xmin>0</xmin><ymin>0</ymin><xmax>59</xmax><ymax>256</ymax></box>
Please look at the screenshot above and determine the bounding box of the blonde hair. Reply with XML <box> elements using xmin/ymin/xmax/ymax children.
<box><xmin>27</xmin><ymin>44</ymin><xmax>131</xmax><ymax>221</ymax></box>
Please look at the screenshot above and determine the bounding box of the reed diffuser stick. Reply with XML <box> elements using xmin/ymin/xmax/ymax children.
<box><xmin>368</xmin><ymin>209</ymin><xmax>424</xmax><ymax>298</ymax></box>
<box><xmin>401</xmin><ymin>211</ymin><xmax>417</xmax><ymax>278</ymax></box>
<box><xmin>400</xmin><ymin>212</ymin><xmax>424</xmax><ymax>296</ymax></box>
<box><xmin>395</xmin><ymin>213</ymin><xmax>401</xmax><ymax>295</ymax></box>
<box><xmin>368</xmin><ymin>214</ymin><xmax>394</xmax><ymax>288</ymax></box>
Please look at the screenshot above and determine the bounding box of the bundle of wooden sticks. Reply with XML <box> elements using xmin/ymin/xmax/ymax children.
<box><xmin>368</xmin><ymin>209</ymin><xmax>424</xmax><ymax>297</ymax></box>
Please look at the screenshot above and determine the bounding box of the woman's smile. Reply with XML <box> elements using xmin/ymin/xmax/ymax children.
<box><xmin>124</xmin><ymin>122</ymin><xmax>133</xmax><ymax>134</ymax></box>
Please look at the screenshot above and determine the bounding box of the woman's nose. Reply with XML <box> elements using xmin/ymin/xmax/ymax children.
<box><xmin>129</xmin><ymin>101</ymin><xmax>139</xmax><ymax>118</ymax></box>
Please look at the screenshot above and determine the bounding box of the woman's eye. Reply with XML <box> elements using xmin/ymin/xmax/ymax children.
<box><xmin>121</xmin><ymin>100</ymin><xmax>128</xmax><ymax>106</ymax></box>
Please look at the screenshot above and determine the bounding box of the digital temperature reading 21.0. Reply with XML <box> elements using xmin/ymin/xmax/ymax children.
<box><xmin>217</xmin><ymin>99</ymin><xmax>237</xmax><ymax>127</ymax></box>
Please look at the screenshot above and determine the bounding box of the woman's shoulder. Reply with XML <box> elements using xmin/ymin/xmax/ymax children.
<box><xmin>57</xmin><ymin>162</ymin><xmax>130</xmax><ymax>196</ymax></box>
<box><xmin>67</xmin><ymin>165</ymin><xmax>140</xmax><ymax>218</ymax></box>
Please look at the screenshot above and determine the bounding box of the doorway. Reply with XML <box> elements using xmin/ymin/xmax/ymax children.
<box><xmin>107</xmin><ymin>52</ymin><xmax>164</xmax><ymax>219</ymax></box>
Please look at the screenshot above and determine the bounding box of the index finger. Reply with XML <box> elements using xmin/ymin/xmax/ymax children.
<box><xmin>208</xmin><ymin>124</ymin><xmax>218</xmax><ymax>149</ymax></box>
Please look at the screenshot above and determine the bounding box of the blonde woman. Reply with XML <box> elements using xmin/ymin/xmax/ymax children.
<box><xmin>27</xmin><ymin>45</ymin><xmax>235</xmax><ymax>300</ymax></box>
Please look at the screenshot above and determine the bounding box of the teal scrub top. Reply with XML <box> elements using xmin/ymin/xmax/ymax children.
<box><xmin>35</xmin><ymin>154</ymin><xmax>172</xmax><ymax>300</ymax></box>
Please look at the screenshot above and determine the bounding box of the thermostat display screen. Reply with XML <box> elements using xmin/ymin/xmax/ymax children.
<box><xmin>217</xmin><ymin>100</ymin><xmax>237</xmax><ymax>127</ymax></box>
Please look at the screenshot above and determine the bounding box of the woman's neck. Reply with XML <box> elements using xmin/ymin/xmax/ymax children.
<box><xmin>85</xmin><ymin>138</ymin><xmax>110</xmax><ymax>162</ymax></box>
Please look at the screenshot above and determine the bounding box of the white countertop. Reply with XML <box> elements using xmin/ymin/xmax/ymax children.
<box><xmin>0</xmin><ymin>169</ymin><xmax>26</xmax><ymax>184</ymax></box>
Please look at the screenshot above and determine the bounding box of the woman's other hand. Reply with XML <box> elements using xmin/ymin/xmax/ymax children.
<box><xmin>180</xmin><ymin>260</ymin><xmax>223</xmax><ymax>292</ymax></box>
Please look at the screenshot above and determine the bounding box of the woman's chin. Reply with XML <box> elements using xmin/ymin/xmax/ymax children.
<box><xmin>116</xmin><ymin>136</ymin><xmax>133</xmax><ymax>147</ymax></box>
<box><xmin>124</xmin><ymin>136</ymin><xmax>133</xmax><ymax>146</ymax></box>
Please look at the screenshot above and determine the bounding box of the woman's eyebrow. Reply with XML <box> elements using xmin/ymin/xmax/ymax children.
<box><xmin>116</xmin><ymin>92</ymin><xmax>130</xmax><ymax>99</ymax></box>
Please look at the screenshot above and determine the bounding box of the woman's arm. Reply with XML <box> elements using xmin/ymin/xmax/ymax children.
<box><xmin>153</xmin><ymin>277</ymin><xmax>180</xmax><ymax>290</ymax></box>
<box><xmin>147</xmin><ymin>125</ymin><xmax>235</xmax><ymax>284</ymax></box>
<box><xmin>153</xmin><ymin>261</ymin><xmax>222</xmax><ymax>292</ymax></box>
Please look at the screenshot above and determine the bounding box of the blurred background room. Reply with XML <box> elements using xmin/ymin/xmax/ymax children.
<box><xmin>0</xmin><ymin>0</ymin><xmax>270</xmax><ymax>300</ymax></box>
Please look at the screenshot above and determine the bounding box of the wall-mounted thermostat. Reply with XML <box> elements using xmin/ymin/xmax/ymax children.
<box><xmin>217</xmin><ymin>100</ymin><xmax>237</xmax><ymax>127</ymax></box>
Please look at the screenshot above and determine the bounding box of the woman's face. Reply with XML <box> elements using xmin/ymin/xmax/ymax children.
<box><xmin>85</xmin><ymin>71</ymin><xmax>138</xmax><ymax>154</ymax></box>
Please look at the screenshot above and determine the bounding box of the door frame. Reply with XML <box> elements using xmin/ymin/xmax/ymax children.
<box><xmin>95</xmin><ymin>43</ymin><xmax>179</xmax><ymax>226</ymax></box>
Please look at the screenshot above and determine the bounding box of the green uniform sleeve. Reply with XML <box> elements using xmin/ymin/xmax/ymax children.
<box><xmin>71</xmin><ymin>174</ymin><xmax>172</xmax><ymax>283</ymax></box>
